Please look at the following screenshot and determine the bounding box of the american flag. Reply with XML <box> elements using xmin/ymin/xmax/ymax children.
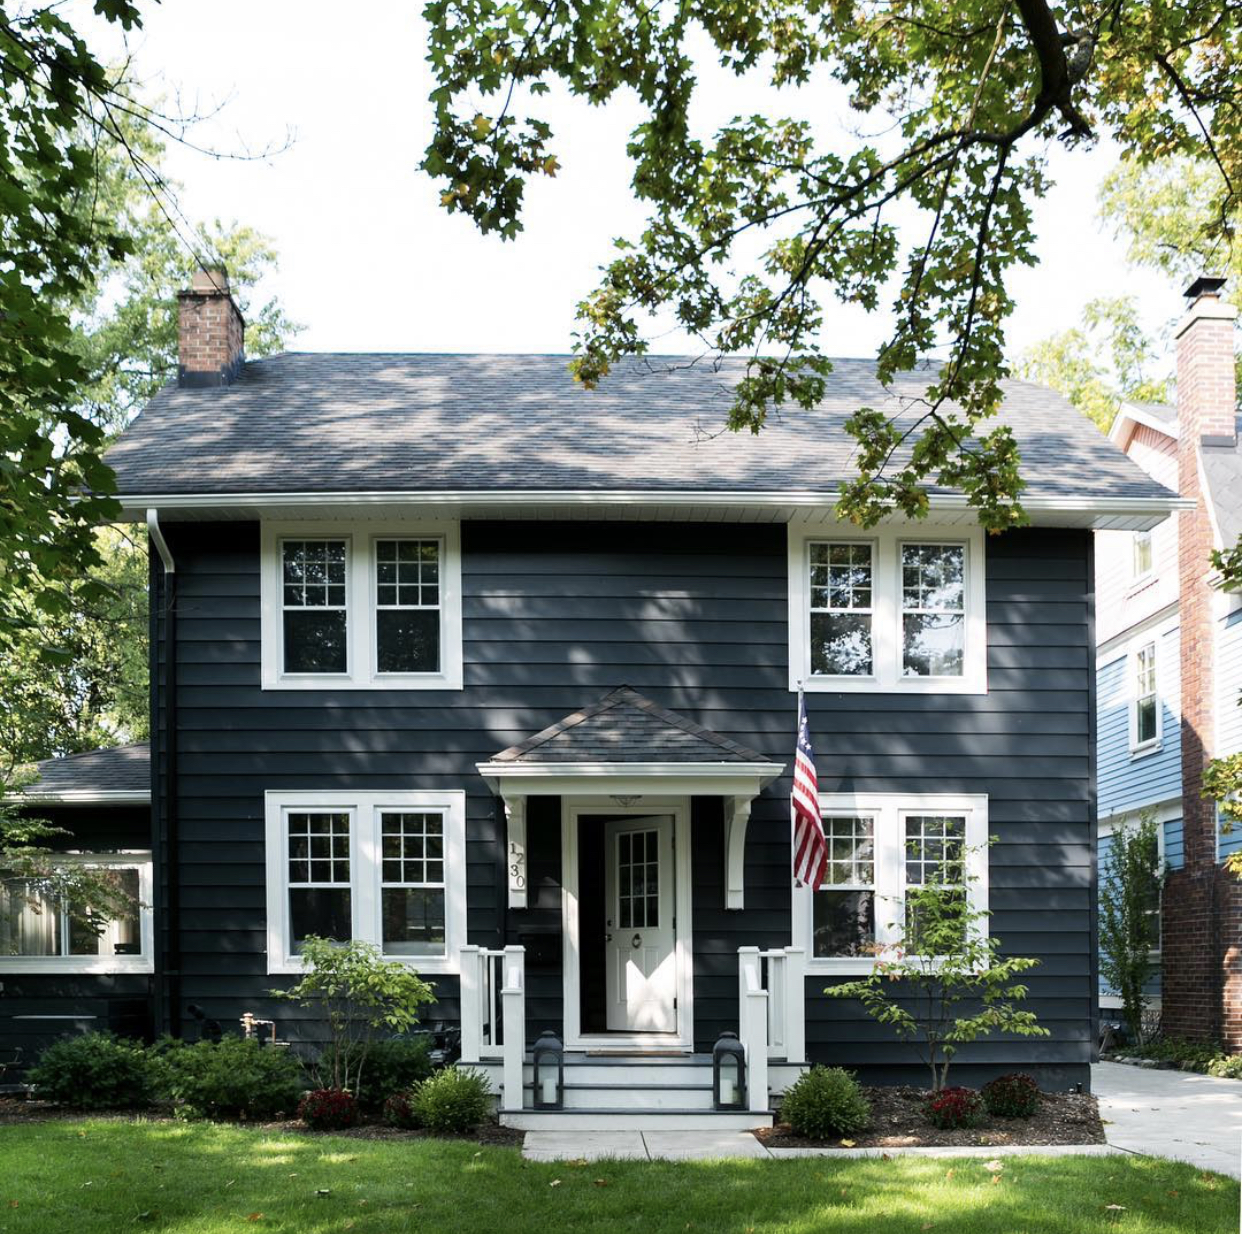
<box><xmin>791</xmin><ymin>689</ymin><xmax>827</xmax><ymax>889</ymax></box>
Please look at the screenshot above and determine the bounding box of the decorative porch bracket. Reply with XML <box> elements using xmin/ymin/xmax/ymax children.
<box><xmin>723</xmin><ymin>794</ymin><xmax>757</xmax><ymax>911</ymax></box>
<box><xmin>502</xmin><ymin>793</ymin><xmax>527</xmax><ymax>909</ymax></box>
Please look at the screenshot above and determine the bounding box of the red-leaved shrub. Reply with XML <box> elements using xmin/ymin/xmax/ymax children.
<box><xmin>383</xmin><ymin>1089</ymin><xmax>420</xmax><ymax>1130</ymax></box>
<box><xmin>981</xmin><ymin>1072</ymin><xmax>1040</xmax><ymax>1119</ymax></box>
<box><xmin>923</xmin><ymin>1085</ymin><xmax>983</xmax><ymax>1130</ymax></box>
<box><xmin>299</xmin><ymin>1087</ymin><xmax>359</xmax><ymax>1131</ymax></box>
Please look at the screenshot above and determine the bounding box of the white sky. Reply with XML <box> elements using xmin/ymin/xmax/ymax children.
<box><xmin>87</xmin><ymin>1</ymin><xmax>1183</xmax><ymax>368</ymax></box>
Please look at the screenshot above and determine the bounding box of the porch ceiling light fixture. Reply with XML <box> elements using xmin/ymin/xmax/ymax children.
<box><xmin>610</xmin><ymin>794</ymin><xmax>642</xmax><ymax>806</ymax></box>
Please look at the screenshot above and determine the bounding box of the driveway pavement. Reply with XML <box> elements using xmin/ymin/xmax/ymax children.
<box><xmin>1094</xmin><ymin>1060</ymin><xmax>1242</xmax><ymax>1178</ymax></box>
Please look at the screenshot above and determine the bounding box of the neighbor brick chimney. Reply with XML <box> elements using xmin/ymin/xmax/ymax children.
<box><xmin>1165</xmin><ymin>274</ymin><xmax>1242</xmax><ymax>1047</ymax></box>
<box><xmin>177</xmin><ymin>266</ymin><xmax>245</xmax><ymax>387</ymax></box>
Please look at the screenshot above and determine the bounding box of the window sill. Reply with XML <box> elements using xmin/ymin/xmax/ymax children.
<box><xmin>1129</xmin><ymin>741</ymin><xmax>1162</xmax><ymax>760</ymax></box>
<box><xmin>798</xmin><ymin>674</ymin><xmax>986</xmax><ymax>695</ymax></box>
<box><xmin>1126</xmin><ymin>574</ymin><xmax>1156</xmax><ymax>598</ymax></box>
<box><xmin>0</xmin><ymin>957</ymin><xmax>153</xmax><ymax>976</ymax></box>
<box><xmin>262</xmin><ymin>671</ymin><xmax>463</xmax><ymax>692</ymax></box>
<box><xmin>806</xmin><ymin>957</ymin><xmax>880</xmax><ymax>977</ymax></box>
<box><xmin>268</xmin><ymin>954</ymin><xmax>458</xmax><ymax>977</ymax></box>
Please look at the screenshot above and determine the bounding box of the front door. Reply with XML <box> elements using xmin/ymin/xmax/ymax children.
<box><xmin>603</xmin><ymin>816</ymin><xmax>677</xmax><ymax>1032</ymax></box>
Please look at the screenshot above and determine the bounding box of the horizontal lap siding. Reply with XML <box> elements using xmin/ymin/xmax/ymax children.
<box><xmin>159</xmin><ymin>520</ymin><xmax>1093</xmax><ymax>1085</ymax></box>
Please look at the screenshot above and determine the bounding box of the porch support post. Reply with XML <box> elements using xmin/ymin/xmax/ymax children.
<box><xmin>737</xmin><ymin>946</ymin><xmax>769</xmax><ymax>1113</ymax></box>
<box><xmin>459</xmin><ymin>945</ymin><xmax>482</xmax><ymax>1064</ymax></box>
<box><xmin>723</xmin><ymin>794</ymin><xmax>755</xmax><ymax>910</ymax></box>
<box><xmin>503</xmin><ymin>794</ymin><xmax>528</xmax><ymax>910</ymax></box>
<box><xmin>500</xmin><ymin>945</ymin><xmax>526</xmax><ymax>1110</ymax></box>
<box><xmin>782</xmin><ymin>947</ymin><xmax>806</xmax><ymax>1064</ymax></box>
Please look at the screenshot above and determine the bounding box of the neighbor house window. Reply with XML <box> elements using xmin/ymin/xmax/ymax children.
<box><xmin>789</xmin><ymin>526</ymin><xmax>984</xmax><ymax>693</ymax></box>
<box><xmin>901</xmin><ymin>544</ymin><xmax>966</xmax><ymax>677</ymax></box>
<box><xmin>375</xmin><ymin>539</ymin><xmax>441</xmax><ymax>674</ymax></box>
<box><xmin>792</xmin><ymin>794</ymin><xmax>987</xmax><ymax>973</ymax></box>
<box><xmin>0</xmin><ymin>856</ymin><xmax>153</xmax><ymax>974</ymax></box>
<box><xmin>261</xmin><ymin>522</ymin><xmax>463</xmax><ymax>690</ymax></box>
<box><xmin>809</xmin><ymin>544</ymin><xmax>874</xmax><ymax>676</ymax></box>
<box><xmin>812</xmin><ymin>815</ymin><xmax>876</xmax><ymax>958</ymax></box>
<box><xmin>1133</xmin><ymin>642</ymin><xmax>1159</xmax><ymax>750</ymax></box>
<box><xmin>1132</xmin><ymin>530</ymin><xmax>1153</xmax><ymax>580</ymax></box>
<box><xmin>282</xmin><ymin>539</ymin><xmax>349</xmax><ymax>674</ymax></box>
<box><xmin>266</xmin><ymin>791</ymin><xmax>466</xmax><ymax>974</ymax></box>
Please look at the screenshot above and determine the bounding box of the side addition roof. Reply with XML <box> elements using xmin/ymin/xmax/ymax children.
<box><xmin>21</xmin><ymin>743</ymin><xmax>151</xmax><ymax>804</ymax></box>
<box><xmin>1202</xmin><ymin>422</ymin><xmax>1242</xmax><ymax>550</ymax></box>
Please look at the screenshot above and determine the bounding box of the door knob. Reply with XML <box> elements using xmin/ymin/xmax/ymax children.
<box><xmin>631</xmin><ymin>933</ymin><xmax>642</xmax><ymax>949</ymax></box>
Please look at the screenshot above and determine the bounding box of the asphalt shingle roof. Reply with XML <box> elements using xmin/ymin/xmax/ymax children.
<box><xmin>490</xmin><ymin>687</ymin><xmax>768</xmax><ymax>764</ymax></box>
<box><xmin>24</xmin><ymin>743</ymin><xmax>150</xmax><ymax>799</ymax></box>
<box><xmin>106</xmin><ymin>353</ymin><xmax>1175</xmax><ymax>503</ymax></box>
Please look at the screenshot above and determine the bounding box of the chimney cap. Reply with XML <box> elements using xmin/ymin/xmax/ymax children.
<box><xmin>1184</xmin><ymin>275</ymin><xmax>1227</xmax><ymax>300</ymax></box>
<box><xmin>190</xmin><ymin>265</ymin><xmax>230</xmax><ymax>294</ymax></box>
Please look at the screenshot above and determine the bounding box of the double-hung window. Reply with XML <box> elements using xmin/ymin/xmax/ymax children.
<box><xmin>1132</xmin><ymin>641</ymin><xmax>1160</xmax><ymax>751</ymax></box>
<box><xmin>266</xmin><ymin>790</ymin><xmax>465</xmax><ymax>974</ymax></box>
<box><xmin>0</xmin><ymin>854</ymin><xmax>153</xmax><ymax>974</ymax></box>
<box><xmin>794</xmin><ymin>794</ymin><xmax>987</xmax><ymax>974</ymax></box>
<box><xmin>790</xmin><ymin>524</ymin><xmax>985</xmax><ymax>693</ymax></box>
<box><xmin>262</xmin><ymin>522</ymin><xmax>462</xmax><ymax>689</ymax></box>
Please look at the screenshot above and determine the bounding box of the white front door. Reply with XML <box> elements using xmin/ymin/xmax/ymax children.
<box><xmin>604</xmin><ymin>816</ymin><xmax>677</xmax><ymax>1032</ymax></box>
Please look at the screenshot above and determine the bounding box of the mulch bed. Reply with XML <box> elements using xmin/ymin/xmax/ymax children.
<box><xmin>757</xmin><ymin>1085</ymin><xmax>1105</xmax><ymax>1150</ymax></box>
<box><xmin>0</xmin><ymin>1096</ymin><xmax>523</xmax><ymax>1147</ymax></box>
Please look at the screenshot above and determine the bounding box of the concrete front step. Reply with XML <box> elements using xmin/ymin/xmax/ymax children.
<box><xmin>500</xmin><ymin>1108</ymin><xmax>774</xmax><ymax>1131</ymax></box>
<box><xmin>528</xmin><ymin>1082</ymin><xmax>716</xmax><ymax>1111</ymax></box>
<box><xmin>476</xmin><ymin>1055</ymin><xmax>806</xmax><ymax>1095</ymax></box>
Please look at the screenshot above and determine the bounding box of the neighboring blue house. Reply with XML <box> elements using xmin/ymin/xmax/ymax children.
<box><xmin>2</xmin><ymin>268</ymin><xmax>1194</xmax><ymax>1128</ymax></box>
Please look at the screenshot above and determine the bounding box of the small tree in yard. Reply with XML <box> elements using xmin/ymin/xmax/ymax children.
<box><xmin>828</xmin><ymin>847</ymin><xmax>1047</xmax><ymax>1091</ymax></box>
<box><xmin>273</xmin><ymin>937</ymin><xmax>436</xmax><ymax>1095</ymax></box>
<box><xmin>1098</xmin><ymin>813</ymin><xmax>1162</xmax><ymax>1046</ymax></box>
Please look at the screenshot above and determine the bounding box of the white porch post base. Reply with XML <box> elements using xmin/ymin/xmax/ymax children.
<box><xmin>501</xmin><ymin>945</ymin><xmax>526</xmax><ymax>1109</ymax></box>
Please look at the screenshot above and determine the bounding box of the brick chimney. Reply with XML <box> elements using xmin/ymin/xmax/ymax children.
<box><xmin>1165</xmin><ymin>275</ymin><xmax>1241</xmax><ymax>1047</ymax></box>
<box><xmin>177</xmin><ymin>266</ymin><xmax>245</xmax><ymax>387</ymax></box>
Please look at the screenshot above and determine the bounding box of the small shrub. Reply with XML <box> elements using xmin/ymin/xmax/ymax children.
<box><xmin>412</xmin><ymin>1066</ymin><xmax>492</xmax><ymax>1134</ymax></box>
<box><xmin>1125</xmin><ymin>1037</ymin><xmax>1223</xmax><ymax>1070</ymax></box>
<box><xmin>981</xmin><ymin>1072</ymin><xmax>1040</xmax><ymax>1119</ymax></box>
<box><xmin>154</xmin><ymin>1037</ymin><xmax>304</xmax><ymax>1120</ymax></box>
<box><xmin>28</xmin><ymin>1032</ymin><xmax>152</xmax><ymax>1109</ymax></box>
<box><xmin>354</xmin><ymin>1036</ymin><xmax>434</xmax><ymax>1110</ymax></box>
<box><xmin>383</xmin><ymin>1089</ymin><xmax>421</xmax><ymax>1130</ymax></box>
<box><xmin>924</xmin><ymin>1085</ymin><xmax>983</xmax><ymax>1130</ymax></box>
<box><xmin>1206</xmin><ymin>1054</ymin><xmax>1242</xmax><ymax>1079</ymax></box>
<box><xmin>779</xmin><ymin>1066</ymin><xmax>871</xmax><ymax>1139</ymax></box>
<box><xmin>299</xmin><ymin>1087</ymin><xmax>360</xmax><ymax>1131</ymax></box>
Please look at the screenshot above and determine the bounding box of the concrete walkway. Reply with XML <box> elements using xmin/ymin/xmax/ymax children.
<box><xmin>1094</xmin><ymin>1060</ymin><xmax>1242</xmax><ymax>1178</ymax></box>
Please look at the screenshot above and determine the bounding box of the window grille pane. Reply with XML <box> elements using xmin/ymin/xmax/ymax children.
<box><xmin>904</xmin><ymin>816</ymin><xmax>966</xmax><ymax>885</ymax></box>
<box><xmin>290</xmin><ymin>888</ymin><xmax>352</xmax><ymax>949</ymax></box>
<box><xmin>288</xmin><ymin>814</ymin><xmax>351</xmax><ymax>884</ymax></box>
<box><xmin>284</xmin><ymin>610</ymin><xmax>348</xmax><ymax>673</ymax></box>
<box><xmin>380</xmin><ymin>813</ymin><xmax>446</xmax><ymax>886</ymax></box>
<box><xmin>813</xmin><ymin>890</ymin><xmax>875</xmax><ymax>957</ymax></box>
<box><xmin>383</xmin><ymin>887</ymin><xmax>446</xmax><ymax>955</ymax></box>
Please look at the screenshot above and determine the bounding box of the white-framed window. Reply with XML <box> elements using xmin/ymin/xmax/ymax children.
<box><xmin>260</xmin><ymin>521</ymin><xmax>463</xmax><ymax>691</ymax></box>
<box><xmin>788</xmin><ymin>522</ymin><xmax>986</xmax><ymax>693</ymax></box>
<box><xmin>1130</xmin><ymin>640</ymin><xmax>1160</xmax><ymax>753</ymax></box>
<box><xmin>265</xmin><ymin>790</ymin><xmax>466</xmax><ymax>975</ymax></box>
<box><xmin>1132</xmin><ymin>530</ymin><xmax>1153</xmax><ymax>582</ymax></box>
<box><xmin>0</xmin><ymin>853</ymin><xmax>154</xmax><ymax>975</ymax></box>
<box><xmin>792</xmin><ymin>793</ymin><xmax>988</xmax><ymax>975</ymax></box>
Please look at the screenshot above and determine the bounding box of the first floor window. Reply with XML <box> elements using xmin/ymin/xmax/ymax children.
<box><xmin>1134</xmin><ymin>642</ymin><xmax>1158</xmax><ymax>747</ymax></box>
<box><xmin>0</xmin><ymin>858</ymin><xmax>151</xmax><ymax>972</ymax></box>
<box><xmin>813</xmin><ymin>816</ymin><xmax>876</xmax><ymax>957</ymax></box>
<box><xmin>794</xmin><ymin>794</ymin><xmax>987</xmax><ymax>972</ymax></box>
<box><xmin>267</xmin><ymin>791</ymin><xmax>466</xmax><ymax>974</ymax></box>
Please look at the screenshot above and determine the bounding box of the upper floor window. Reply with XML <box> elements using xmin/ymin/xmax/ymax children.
<box><xmin>1132</xmin><ymin>641</ymin><xmax>1160</xmax><ymax>752</ymax></box>
<box><xmin>1132</xmin><ymin>530</ymin><xmax>1153</xmax><ymax>581</ymax></box>
<box><xmin>789</xmin><ymin>524</ymin><xmax>985</xmax><ymax>693</ymax></box>
<box><xmin>261</xmin><ymin>521</ymin><xmax>462</xmax><ymax>690</ymax></box>
<box><xmin>0</xmin><ymin>854</ymin><xmax>153</xmax><ymax>974</ymax></box>
<box><xmin>266</xmin><ymin>790</ymin><xmax>466</xmax><ymax>975</ymax></box>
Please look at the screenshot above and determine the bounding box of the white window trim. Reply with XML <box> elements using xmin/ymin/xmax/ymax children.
<box><xmin>792</xmin><ymin>793</ymin><xmax>988</xmax><ymax>975</ymax></box>
<box><xmin>265</xmin><ymin>790</ymin><xmax>466</xmax><ymax>976</ymax></box>
<box><xmin>788</xmin><ymin>521</ymin><xmax>986</xmax><ymax>693</ymax></box>
<box><xmin>0</xmin><ymin>852</ymin><xmax>154</xmax><ymax>975</ymax></box>
<box><xmin>260</xmin><ymin>520</ymin><xmax>463</xmax><ymax>690</ymax></box>
<box><xmin>1128</xmin><ymin>639</ymin><xmax>1162</xmax><ymax>756</ymax></box>
<box><xmin>1128</xmin><ymin>529</ymin><xmax>1155</xmax><ymax>593</ymax></box>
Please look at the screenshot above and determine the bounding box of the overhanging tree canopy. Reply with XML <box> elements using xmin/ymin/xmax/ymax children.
<box><xmin>423</xmin><ymin>0</ymin><xmax>1241</xmax><ymax>530</ymax></box>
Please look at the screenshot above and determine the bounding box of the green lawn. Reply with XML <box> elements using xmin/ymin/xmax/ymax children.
<box><xmin>0</xmin><ymin>1120</ymin><xmax>1234</xmax><ymax>1233</ymax></box>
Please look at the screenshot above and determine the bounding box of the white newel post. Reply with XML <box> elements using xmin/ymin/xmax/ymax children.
<box><xmin>500</xmin><ymin>945</ymin><xmax>526</xmax><ymax>1111</ymax></box>
<box><xmin>782</xmin><ymin>947</ymin><xmax>806</xmax><ymax>1065</ymax></box>
<box><xmin>737</xmin><ymin>947</ymin><xmax>770</xmax><ymax>1113</ymax></box>
<box><xmin>459</xmin><ymin>945</ymin><xmax>482</xmax><ymax>1064</ymax></box>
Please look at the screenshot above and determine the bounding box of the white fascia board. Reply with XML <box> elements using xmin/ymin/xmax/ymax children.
<box><xmin>476</xmin><ymin>760</ymin><xmax>785</xmax><ymax>798</ymax></box>
<box><xmin>14</xmin><ymin>790</ymin><xmax>150</xmax><ymax>805</ymax></box>
<box><xmin>121</xmin><ymin>489</ymin><xmax>1191</xmax><ymax>529</ymax></box>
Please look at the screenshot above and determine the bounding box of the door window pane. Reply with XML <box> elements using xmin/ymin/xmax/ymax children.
<box><xmin>375</xmin><ymin>539</ymin><xmax>441</xmax><ymax>673</ymax></box>
<box><xmin>617</xmin><ymin>829</ymin><xmax>658</xmax><ymax>930</ymax></box>
<box><xmin>901</xmin><ymin>544</ymin><xmax>965</xmax><ymax>676</ymax></box>
<box><xmin>282</xmin><ymin>540</ymin><xmax>348</xmax><ymax>673</ymax></box>
<box><xmin>809</xmin><ymin>543</ymin><xmax>874</xmax><ymax>676</ymax></box>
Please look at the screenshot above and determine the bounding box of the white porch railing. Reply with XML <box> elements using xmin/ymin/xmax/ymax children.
<box><xmin>738</xmin><ymin>946</ymin><xmax>806</xmax><ymax>1113</ymax></box>
<box><xmin>460</xmin><ymin>945</ymin><xmax>526</xmax><ymax>1110</ymax></box>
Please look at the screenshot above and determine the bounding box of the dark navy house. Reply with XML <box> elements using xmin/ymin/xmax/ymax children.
<box><xmin>3</xmin><ymin>269</ymin><xmax>1187</xmax><ymax>1128</ymax></box>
